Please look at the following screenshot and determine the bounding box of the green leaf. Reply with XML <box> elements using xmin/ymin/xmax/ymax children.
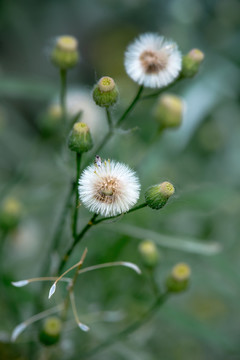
<box><xmin>105</xmin><ymin>224</ymin><xmax>221</xmax><ymax>255</ymax></box>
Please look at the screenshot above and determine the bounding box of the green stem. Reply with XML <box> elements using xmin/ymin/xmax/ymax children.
<box><xmin>83</xmin><ymin>292</ymin><xmax>169</xmax><ymax>358</ymax></box>
<box><xmin>116</xmin><ymin>85</ymin><xmax>144</xmax><ymax>127</ymax></box>
<box><xmin>58</xmin><ymin>213</ymin><xmax>98</xmax><ymax>274</ymax></box>
<box><xmin>40</xmin><ymin>182</ymin><xmax>75</xmax><ymax>277</ymax></box>
<box><xmin>60</xmin><ymin>68</ymin><xmax>67</xmax><ymax>125</ymax></box>
<box><xmin>106</xmin><ymin>107</ymin><xmax>113</xmax><ymax>132</ymax></box>
<box><xmin>72</xmin><ymin>153</ymin><xmax>82</xmax><ymax>239</ymax></box>
<box><xmin>92</xmin><ymin>202</ymin><xmax>147</xmax><ymax>225</ymax></box>
<box><xmin>94</xmin><ymin>86</ymin><xmax>144</xmax><ymax>156</ymax></box>
<box><xmin>140</xmin><ymin>75</ymin><xmax>183</xmax><ymax>101</ymax></box>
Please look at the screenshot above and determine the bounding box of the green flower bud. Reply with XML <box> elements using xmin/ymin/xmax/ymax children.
<box><xmin>92</xmin><ymin>76</ymin><xmax>119</xmax><ymax>107</ymax></box>
<box><xmin>145</xmin><ymin>181</ymin><xmax>175</xmax><ymax>210</ymax></box>
<box><xmin>181</xmin><ymin>49</ymin><xmax>204</xmax><ymax>78</ymax></box>
<box><xmin>138</xmin><ymin>240</ymin><xmax>159</xmax><ymax>267</ymax></box>
<box><xmin>39</xmin><ymin>104</ymin><xmax>63</xmax><ymax>137</ymax></box>
<box><xmin>68</xmin><ymin>122</ymin><xmax>93</xmax><ymax>153</ymax></box>
<box><xmin>0</xmin><ymin>197</ymin><xmax>23</xmax><ymax>232</ymax></box>
<box><xmin>39</xmin><ymin>317</ymin><xmax>62</xmax><ymax>346</ymax></box>
<box><xmin>51</xmin><ymin>36</ymin><xmax>79</xmax><ymax>70</ymax></box>
<box><xmin>154</xmin><ymin>94</ymin><xmax>184</xmax><ymax>129</ymax></box>
<box><xmin>166</xmin><ymin>263</ymin><xmax>191</xmax><ymax>293</ymax></box>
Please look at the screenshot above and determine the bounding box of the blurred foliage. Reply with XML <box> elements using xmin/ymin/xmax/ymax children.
<box><xmin>0</xmin><ymin>0</ymin><xmax>240</xmax><ymax>359</ymax></box>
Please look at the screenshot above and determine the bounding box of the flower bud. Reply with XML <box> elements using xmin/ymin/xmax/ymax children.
<box><xmin>39</xmin><ymin>317</ymin><xmax>62</xmax><ymax>346</ymax></box>
<box><xmin>68</xmin><ymin>122</ymin><xmax>93</xmax><ymax>153</ymax></box>
<box><xmin>166</xmin><ymin>263</ymin><xmax>191</xmax><ymax>293</ymax></box>
<box><xmin>39</xmin><ymin>104</ymin><xmax>63</xmax><ymax>137</ymax></box>
<box><xmin>181</xmin><ymin>49</ymin><xmax>204</xmax><ymax>78</ymax></box>
<box><xmin>154</xmin><ymin>94</ymin><xmax>184</xmax><ymax>129</ymax></box>
<box><xmin>51</xmin><ymin>36</ymin><xmax>79</xmax><ymax>70</ymax></box>
<box><xmin>145</xmin><ymin>181</ymin><xmax>175</xmax><ymax>210</ymax></box>
<box><xmin>0</xmin><ymin>197</ymin><xmax>23</xmax><ymax>232</ymax></box>
<box><xmin>138</xmin><ymin>240</ymin><xmax>159</xmax><ymax>267</ymax></box>
<box><xmin>92</xmin><ymin>76</ymin><xmax>119</xmax><ymax>107</ymax></box>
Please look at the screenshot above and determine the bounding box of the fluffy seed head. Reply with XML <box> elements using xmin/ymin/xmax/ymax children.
<box><xmin>124</xmin><ymin>33</ymin><xmax>182</xmax><ymax>88</ymax></box>
<box><xmin>79</xmin><ymin>159</ymin><xmax>140</xmax><ymax>217</ymax></box>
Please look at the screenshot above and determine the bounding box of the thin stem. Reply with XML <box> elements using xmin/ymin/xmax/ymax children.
<box><xmin>94</xmin><ymin>86</ymin><xmax>144</xmax><ymax>156</ymax></box>
<box><xmin>92</xmin><ymin>202</ymin><xmax>147</xmax><ymax>225</ymax></box>
<box><xmin>60</xmin><ymin>68</ymin><xmax>67</xmax><ymax>125</ymax></box>
<box><xmin>83</xmin><ymin>292</ymin><xmax>169</xmax><ymax>358</ymax></box>
<box><xmin>116</xmin><ymin>85</ymin><xmax>144</xmax><ymax>127</ymax></box>
<box><xmin>106</xmin><ymin>107</ymin><xmax>113</xmax><ymax>132</ymax></box>
<box><xmin>72</xmin><ymin>153</ymin><xmax>82</xmax><ymax>239</ymax></box>
<box><xmin>140</xmin><ymin>75</ymin><xmax>183</xmax><ymax>101</ymax></box>
<box><xmin>58</xmin><ymin>213</ymin><xmax>98</xmax><ymax>274</ymax></box>
<box><xmin>40</xmin><ymin>182</ymin><xmax>75</xmax><ymax>277</ymax></box>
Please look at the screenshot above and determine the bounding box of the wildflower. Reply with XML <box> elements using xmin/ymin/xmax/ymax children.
<box><xmin>68</xmin><ymin>122</ymin><xmax>93</xmax><ymax>153</ymax></box>
<box><xmin>51</xmin><ymin>35</ymin><xmax>79</xmax><ymax>69</ymax></box>
<box><xmin>39</xmin><ymin>317</ymin><xmax>62</xmax><ymax>346</ymax></box>
<box><xmin>138</xmin><ymin>240</ymin><xmax>159</xmax><ymax>267</ymax></box>
<box><xmin>182</xmin><ymin>49</ymin><xmax>204</xmax><ymax>78</ymax></box>
<box><xmin>124</xmin><ymin>33</ymin><xmax>182</xmax><ymax>88</ymax></box>
<box><xmin>79</xmin><ymin>158</ymin><xmax>140</xmax><ymax>217</ymax></box>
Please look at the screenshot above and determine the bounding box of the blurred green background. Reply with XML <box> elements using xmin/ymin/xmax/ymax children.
<box><xmin>0</xmin><ymin>0</ymin><xmax>240</xmax><ymax>359</ymax></box>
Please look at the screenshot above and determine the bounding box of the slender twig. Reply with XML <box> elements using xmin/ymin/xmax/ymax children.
<box><xmin>82</xmin><ymin>292</ymin><xmax>169</xmax><ymax>358</ymax></box>
<box><xmin>92</xmin><ymin>202</ymin><xmax>147</xmax><ymax>225</ymax></box>
<box><xmin>72</xmin><ymin>153</ymin><xmax>82</xmax><ymax>238</ymax></box>
<box><xmin>58</xmin><ymin>213</ymin><xmax>98</xmax><ymax>274</ymax></box>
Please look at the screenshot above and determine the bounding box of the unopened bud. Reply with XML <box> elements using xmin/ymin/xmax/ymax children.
<box><xmin>138</xmin><ymin>240</ymin><xmax>159</xmax><ymax>267</ymax></box>
<box><xmin>39</xmin><ymin>317</ymin><xmax>62</xmax><ymax>346</ymax></box>
<box><xmin>51</xmin><ymin>35</ymin><xmax>79</xmax><ymax>70</ymax></box>
<box><xmin>145</xmin><ymin>181</ymin><xmax>175</xmax><ymax>210</ymax></box>
<box><xmin>154</xmin><ymin>94</ymin><xmax>184</xmax><ymax>129</ymax></box>
<box><xmin>0</xmin><ymin>197</ymin><xmax>23</xmax><ymax>231</ymax></box>
<box><xmin>93</xmin><ymin>76</ymin><xmax>119</xmax><ymax>107</ymax></box>
<box><xmin>68</xmin><ymin>122</ymin><xmax>93</xmax><ymax>153</ymax></box>
<box><xmin>39</xmin><ymin>104</ymin><xmax>63</xmax><ymax>137</ymax></box>
<box><xmin>181</xmin><ymin>49</ymin><xmax>204</xmax><ymax>78</ymax></box>
<box><xmin>166</xmin><ymin>263</ymin><xmax>191</xmax><ymax>293</ymax></box>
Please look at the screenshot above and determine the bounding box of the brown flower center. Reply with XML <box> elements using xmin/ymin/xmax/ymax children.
<box><xmin>140</xmin><ymin>50</ymin><xmax>169</xmax><ymax>74</ymax></box>
<box><xmin>95</xmin><ymin>177</ymin><xmax>119</xmax><ymax>204</ymax></box>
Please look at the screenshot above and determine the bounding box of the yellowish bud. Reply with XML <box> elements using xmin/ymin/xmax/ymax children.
<box><xmin>51</xmin><ymin>35</ymin><xmax>79</xmax><ymax>69</ymax></box>
<box><xmin>154</xmin><ymin>94</ymin><xmax>184</xmax><ymax>129</ymax></box>
<box><xmin>166</xmin><ymin>263</ymin><xmax>191</xmax><ymax>293</ymax></box>
<box><xmin>0</xmin><ymin>197</ymin><xmax>23</xmax><ymax>231</ymax></box>
<box><xmin>145</xmin><ymin>181</ymin><xmax>175</xmax><ymax>210</ymax></box>
<box><xmin>68</xmin><ymin>122</ymin><xmax>93</xmax><ymax>153</ymax></box>
<box><xmin>93</xmin><ymin>76</ymin><xmax>119</xmax><ymax>107</ymax></box>
<box><xmin>39</xmin><ymin>317</ymin><xmax>62</xmax><ymax>346</ymax></box>
<box><xmin>138</xmin><ymin>240</ymin><xmax>159</xmax><ymax>267</ymax></box>
<box><xmin>182</xmin><ymin>49</ymin><xmax>204</xmax><ymax>78</ymax></box>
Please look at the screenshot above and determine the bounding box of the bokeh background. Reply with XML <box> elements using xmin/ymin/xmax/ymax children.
<box><xmin>0</xmin><ymin>0</ymin><xmax>240</xmax><ymax>359</ymax></box>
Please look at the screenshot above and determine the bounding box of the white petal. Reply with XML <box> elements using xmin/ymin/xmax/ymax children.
<box><xmin>78</xmin><ymin>323</ymin><xmax>90</xmax><ymax>332</ymax></box>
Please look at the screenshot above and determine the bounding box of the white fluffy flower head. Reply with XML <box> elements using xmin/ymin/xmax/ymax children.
<box><xmin>79</xmin><ymin>158</ymin><xmax>140</xmax><ymax>217</ymax></box>
<box><xmin>124</xmin><ymin>33</ymin><xmax>182</xmax><ymax>88</ymax></box>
